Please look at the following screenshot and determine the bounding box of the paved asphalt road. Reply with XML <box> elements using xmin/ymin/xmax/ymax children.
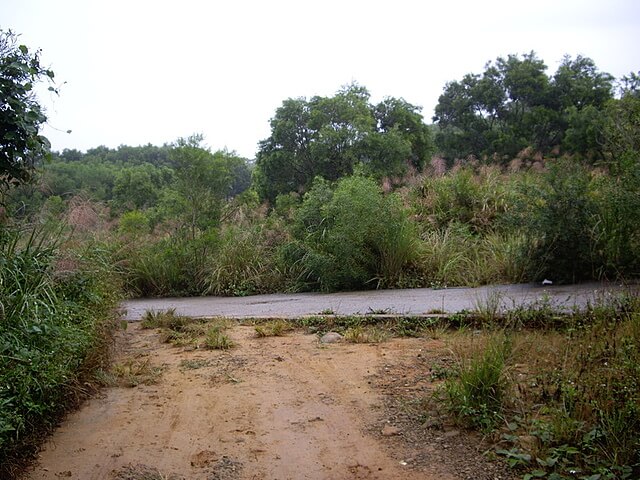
<box><xmin>121</xmin><ymin>282</ymin><xmax>636</xmax><ymax>321</ymax></box>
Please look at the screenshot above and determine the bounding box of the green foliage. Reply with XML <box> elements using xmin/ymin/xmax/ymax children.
<box><xmin>112</xmin><ymin>163</ymin><xmax>174</xmax><ymax>212</ymax></box>
<box><xmin>169</xmin><ymin>135</ymin><xmax>231</xmax><ymax>236</ymax></box>
<box><xmin>118</xmin><ymin>210</ymin><xmax>151</xmax><ymax>236</ymax></box>
<box><xmin>516</xmin><ymin>159</ymin><xmax>596</xmax><ymax>282</ymax></box>
<box><xmin>0</xmin><ymin>224</ymin><xmax>120</xmax><ymax>470</ymax></box>
<box><xmin>442</xmin><ymin>296</ymin><xmax>640</xmax><ymax>479</ymax></box>
<box><xmin>203</xmin><ymin>325</ymin><xmax>234</xmax><ymax>350</ymax></box>
<box><xmin>442</xmin><ymin>334</ymin><xmax>512</xmax><ymax>432</ymax></box>
<box><xmin>254</xmin><ymin>319</ymin><xmax>293</xmax><ymax>337</ymax></box>
<box><xmin>0</xmin><ymin>30</ymin><xmax>54</xmax><ymax>188</ymax></box>
<box><xmin>42</xmin><ymin>161</ymin><xmax>117</xmax><ymax>202</ymax></box>
<box><xmin>290</xmin><ymin>175</ymin><xmax>418</xmax><ymax>291</ymax></box>
<box><xmin>525</xmin><ymin>312</ymin><xmax>639</xmax><ymax>478</ymax></box>
<box><xmin>140</xmin><ymin>308</ymin><xmax>184</xmax><ymax>329</ymax></box>
<box><xmin>416</xmin><ymin>224</ymin><xmax>530</xmax><ymax>287</ymax></box>
<box><xmin>415</xmin><ymin>165</ymin><xmax>520</xmax><ymax>233</ymax></box>
<box><xmin>255</xmin><ymin>83</ymin><xmax>433</xmax><ymax>201</ymax></box>
<box><xmin>433</xmin><ymin>52</ymin><xmax>614</xmax><ymax>160</ymax></box>
<box><xmin>203</xmin><ymin>225</ymin><xmax>287</xmax><ymax>297</ymax></box>
<box><xmin>343</xmin><ymin>325</ymin><xmax>390</xmax><ymax>343</ymax></box>
<box><xmin>121</xmin><ymin>230</ymin><xmax>216</xmax><ymax>297</ymax></box>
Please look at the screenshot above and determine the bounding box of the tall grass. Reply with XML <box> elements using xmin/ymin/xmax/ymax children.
<box><xmin>0</xmin><ymin>224</ymin><xmax>120</xmax><ymax>476</ymax></box>
<box><xmin>439</xmin><ymin>294</ymin><xmax>640</xmax><ymax>478</ymax></box>
<box><xmin>416</xmin><ymin>226</ymin><xmax>529</xmax><ymax>287</ymax></box>
<box><xmin>442</xmin><ymin>333</ymin><xmax>513</xmax><ymax>432</ymax></box>
<box><xmin>115</xmin><ymin>158</ymin><xmax>640</xmax><ymax>298</ymax></box>
<box><xmin>204</xmin><ymin>224</ymin><xmax>288</xmax><ymax>296</ymax></box>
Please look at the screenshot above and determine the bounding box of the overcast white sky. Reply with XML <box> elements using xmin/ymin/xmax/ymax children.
<box><xmin>2</xmin><ymin>0</ymin><xmax>639</xmax><ymax>158</ymax></box>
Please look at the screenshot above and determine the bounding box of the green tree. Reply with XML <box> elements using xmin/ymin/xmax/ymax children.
<box><xmin>433</xmin><ymin>52</ymin><xmax>613</xmax><ymax>161</ymax></box>
<box><xmin>0</xmin><ymin>29</ymin><xmax>55</xmax><ymax>189</ymax></box>
<box><xmin>255</xmin><ymin>84</ymin><xmax>432</xmax><ymax>202</ymax></box>
<box><xmin>168</xmin><ymin>135</ymin><xmax>237</xmax><ymax>238</ymax></box>
<box><xmin>112</xmin><ymin>163</ymin><xmax>174</xmax><ymax>212</ymax></box>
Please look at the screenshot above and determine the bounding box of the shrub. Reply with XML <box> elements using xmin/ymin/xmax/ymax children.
<box><xmin>289</xmin><ymin>175</ymin><xmax>419</xmax><ymax>291</ymax></box>
<box><xmin>515</xmin><ymin>159</ymin><xmax>596</xmax><ymax>282</ymax></box>
<box><xmin>590</xmin><ymin>157</ymin><xmax>640</xmax><ymax>278</ymax></box>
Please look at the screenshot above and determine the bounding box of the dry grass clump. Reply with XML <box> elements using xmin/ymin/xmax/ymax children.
<box><xmin>343</xmin><ymin>325</ymin><xmax>390</xmax><ymax>344</ymax></box>
<box><xmin>254</xmin><ymin>319</ymin><xmax>294</xmax><ymax>337</ymax></box>
<box><xmin>97</xmin><ymin>357</ymin><xmax>164</xmax><ymax>388</ymax></box>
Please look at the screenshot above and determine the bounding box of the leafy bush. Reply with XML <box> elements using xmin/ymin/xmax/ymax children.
<box><xmin>510</xmin><ymin>159</ymin><xmax>596</xmax><ymax>282</ymax></box>
<box><xmin>289</xmin><ymin>175</ymin><xmax>418</xmax><ymax>291</ymax></box>
<box><xmin>590</xmin><ymin>156</ymin><xmax>640</xmax><ymax>279</ymax></box>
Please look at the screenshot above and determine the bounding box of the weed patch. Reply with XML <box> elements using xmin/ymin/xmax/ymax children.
<box><xmin>343</xmin><ymin>325</ymin><xmax>390</xmax><ymax>343</ymax></box>
<box><xmin>99</xmin><ymin>358</ymin><xmax>164</xmax><ymax>387</ymax></box>
<box><xmin>432</xmin><ymin>295</ymin><xmax>640</xmax><ymax>478</ymax></box>
<box><xmin>203</xmin><ymin>326</ymin><xmax>235</xmax><ymax>350</ymax></box>
<box><xmin>441</xmin><ymin>333</ymin><xmax>513</xmax><ymax>432</ymax></box>
<box><xmin>254</xmin><ymin>319</ymin><xmax>293</xmax><ymax>337</ymax></box>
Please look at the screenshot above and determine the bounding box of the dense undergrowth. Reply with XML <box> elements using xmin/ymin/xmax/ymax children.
<box><xmin>112</xmin><ymin>156</ymin><xmax>639</xmax><ymax>297</ymax></box>
<box><xmin>0</xmin><ymin>223</ymin><xmax>121</xmax><ymax>477</ymax></box>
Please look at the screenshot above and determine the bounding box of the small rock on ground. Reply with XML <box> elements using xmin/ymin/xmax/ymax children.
<box><xmin>320</xmin><ymin>332</ymin><xmax>343</xmax><ymax>344</ymax></box>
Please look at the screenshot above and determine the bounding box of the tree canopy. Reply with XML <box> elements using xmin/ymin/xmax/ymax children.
<box><xmin>0</xmin><ymin>29</ymin><xmax>54</xmax><ymax>188</ymax></box>
<box><xmin>254</xmin><ymin>83</ymin><xmax>432</xmax><ymax>202</ymax></box>
<box><xmin>433</xmin><ymin>52</ymin><xmax>614</xmax><ymax>161</ymax></box>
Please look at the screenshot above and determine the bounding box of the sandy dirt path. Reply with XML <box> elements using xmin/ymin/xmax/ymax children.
<box><xmin>24</xmin><ymin>323</ymin><xmax>485</xmax><ymax>480</ymax></box>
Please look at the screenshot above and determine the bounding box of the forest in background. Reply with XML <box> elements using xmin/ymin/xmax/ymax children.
<box><xmin>5</xmin><ymin>52</ymin><xmax>639</xmax><ymax>297</ymax></box>
<box><xmin>1</xmin><ymin>27</ymin><xmax>639</xmax><ymax>479</ymax></box>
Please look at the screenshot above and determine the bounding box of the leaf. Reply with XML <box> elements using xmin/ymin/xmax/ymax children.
<box><xmin>507</xmin><ymin>421</ymin><xmax>519</xmax><ymax>431</ymax></box>
<box><xmin>537</xmin><ymin>457</ymin><xmax>558</xmax><ymax>467</ymax></box>
<box><xmin>531</xmin><ymin>470</ymin><xmax>547</xmax><ymax>477</ymax></box>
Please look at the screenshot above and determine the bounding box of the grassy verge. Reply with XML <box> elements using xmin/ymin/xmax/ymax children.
<box><xmin>437</xmin><ymin>293</ymin><xmax>640</xmax><ymax>479</ymax></box>
<box><xmin>0</xmin><ymin>226</ymin><xmax>121</xmax><ymax>478</ymax></box>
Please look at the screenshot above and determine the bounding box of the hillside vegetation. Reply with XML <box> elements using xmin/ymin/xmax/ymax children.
<box><xmin>1</xmin><ymin>28</ymin><xmax>638</xmax><ymax>478</ymax></box>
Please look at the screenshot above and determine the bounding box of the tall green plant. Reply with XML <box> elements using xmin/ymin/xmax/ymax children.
<box><xmin>443</xmin><ymin>334</ymin><xmax>513</xmax><ymax>432</ymax></box>
<box><xmin>517</xmin><ymin>160</ymin><xmax>596</xmax><ymax>282</ymax></box>
<box><xmin>0</xmin><ymin>224</ymin><xmax>120</xmax><ymax>472</ymax></box>
<box><xmin>290</xmin><ymin>175</ymin><xmax>418</xmax><ymax>291</ymax></box>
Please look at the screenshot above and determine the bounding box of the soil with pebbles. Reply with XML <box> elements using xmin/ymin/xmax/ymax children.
<box><xmin>23</xmin><ymin>323</ymin><xmax>516</xmax><ymax>480</ymax></box>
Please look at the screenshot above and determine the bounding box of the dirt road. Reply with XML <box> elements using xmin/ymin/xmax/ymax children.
<box><xmin>24</xmin><ymin>283</ymin><xmax>635</xmax><ymax>479</ymax></box>
<box><xmin>121</xmin><ymin>282</ymin><xmax>634</xmax><ymax>321</ymax></box>
<box><xmin>23</xmin><ymin>322</ymin><xmax>512</xmax><ymax>480</ymax></box>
